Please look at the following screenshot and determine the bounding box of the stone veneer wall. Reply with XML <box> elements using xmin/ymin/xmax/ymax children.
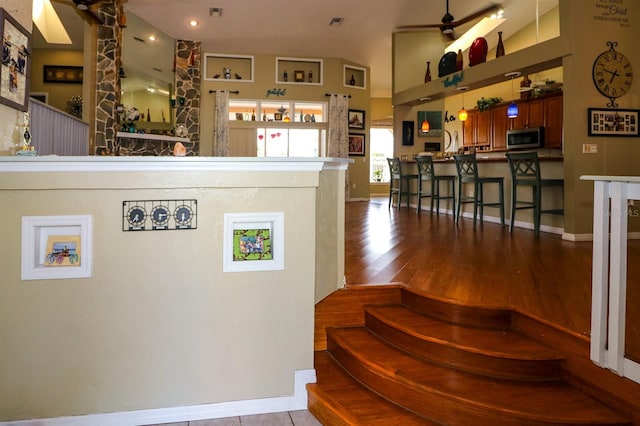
<box><xmin>94</xmin><ymin>1</ymin><xmax>123</xmax><ymax>155</ymax></box>
<box><xmin>174</xmin><ymin>40</ymin><xmax>201</xmax><ymax>156</ymax></box>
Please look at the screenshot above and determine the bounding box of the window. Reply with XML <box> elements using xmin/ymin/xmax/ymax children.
<box><xmin>370</xmin><ymin>127</ymin><xmax>394</xmax><ymax>182</ymax></box>
<box><xmin>256</xmin><ymin>128</ymin><xmax>325</xmax><ymax>157</ymax></box>
<box><xmin>229</xmin><ymin>100</ymin><xmax>326</xmax><ymax>123</ymax></box>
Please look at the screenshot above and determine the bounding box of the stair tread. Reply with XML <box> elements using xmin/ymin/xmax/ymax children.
<box><xmin>311</xmin><ymin>351</ymin><xmax>437</xmax><ymax>425</ymax></box>
<box><xmin>328</xmin><ymin>327</ymin><xmax>630</xmax><ymax>424</ymax></box>
<box><xmin>367</xmin><ymin>304</ymin><xmax>563</xmax><ymax>361</ymax></box>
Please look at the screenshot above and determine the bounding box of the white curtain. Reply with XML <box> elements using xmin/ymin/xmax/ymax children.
<box><xmin>328</xmin><ymin>94</ymin><xmax>350</xmax><ymax>199</ymax></box>
<box><xmin>214</xmin><ymin>90</ymin><xmax>230</xmax><ymax>156</ymax></box>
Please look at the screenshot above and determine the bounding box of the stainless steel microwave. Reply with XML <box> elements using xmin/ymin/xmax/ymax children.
<box><xmin>506</xmin><ymin>127</ymin><xmax>544</xmax><ymax>150</ymax></box>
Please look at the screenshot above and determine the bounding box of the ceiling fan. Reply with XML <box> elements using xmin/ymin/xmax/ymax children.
<box><xmin>52</xmin><ymin>0</ymin><xmax>106</xmax><ymax>25</ymax></box>
<box><xmin>395</xmin><ymin>0</ymin><xmax>501</xmax><ymax>40</ymax></box>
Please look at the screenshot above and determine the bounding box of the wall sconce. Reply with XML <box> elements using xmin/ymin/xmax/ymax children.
<box><xmin>457</xmin><ymin>86</ymin><xmax>469</xmax><ymax>122</ymax></box>
<box><xmin>505</xmin><ymin>71</ymin><xmax>521</xmax><ymax>119</ymax></box>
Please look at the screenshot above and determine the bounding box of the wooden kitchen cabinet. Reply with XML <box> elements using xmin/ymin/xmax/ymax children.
<box><xmin>543</xmin><ymin>94</ymin><xmax>563</xmax><ymax>148</ymax></box>
<box><xmin>463</xmin><ymin>109</ymin><xmax>491</xmax><ymax>148</ymax></box>
<box><xmin>510</xmin><ymin>98</ymin><xmax>544</xmax><ymax>129</ymax></box>
<box><xmin>491</xmin><ymin>104</ymin><xmax>510</xmax><ymax>151</ymax></box>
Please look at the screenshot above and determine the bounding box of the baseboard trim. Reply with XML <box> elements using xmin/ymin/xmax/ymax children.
<box><xmin>1</xmin><ymin>369</ymin><xmax>316</xmax><ymax>426</ymax></box>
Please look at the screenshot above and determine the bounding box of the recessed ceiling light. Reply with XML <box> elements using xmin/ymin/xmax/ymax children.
<box><xmin>189</xmin><ymin>20</ymin><xmax>199</xmax><ymax>27</ymax></box>
<box><xmin>148</xmin><ymin>35</ymin><xmax>156</xmax><ymax>41</ymax></box>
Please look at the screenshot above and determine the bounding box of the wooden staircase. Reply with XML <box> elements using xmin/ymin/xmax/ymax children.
<box><xmin>308</xmin><ymin>285</ymin><xmax>635</xmax><ymax>425</ymax></box>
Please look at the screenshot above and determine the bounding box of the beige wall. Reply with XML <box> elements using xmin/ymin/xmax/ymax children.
<box><xmin>0</xmin><ymin>159</ymin><xmax>347</xmax><ymax>422</ymax></box>
<box><xmin>30</xmin><ymin>49</ymin><xmax>84</xmax><ymax>112</ymax></box>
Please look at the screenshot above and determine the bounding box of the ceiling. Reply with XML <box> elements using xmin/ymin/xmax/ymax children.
<box><xmin>35</xmin><ymin>0</ymin><xmax>559</xmax><ymax>98</ymax></box>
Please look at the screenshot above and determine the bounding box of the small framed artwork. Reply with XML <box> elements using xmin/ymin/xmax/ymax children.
<box><xmin>294</xmin><ymin>70</ymin><xmax>305</xmax><ymax>82</ymax></box>
<box><xmin>348</xmin><ymin>109</ymin><xmax>365</xmax><ymax>129</ymax></box>
<box><xmin>43</xmin><ymin>65</ymin><xmax>83</xmax><ymax>84</ymax></box>
<box><xmin>235</xmin><ymin>112</ymin><xmax>244</xmax><ymax>120</ymax></box>
<box><xmin>45</xmin><ymin>235</ymin><xmax>81</xmax><ymax>267</ymax></box>
<box><xmin>274</xmin><ymin>112</ymin><xmax>283</xmax><ymax>121</ymax></box>
<box><xmin>402</xmin><ymin>121</ymin><xmax>414</xmax><ymax>146</ymax></box>
<box><xmin>588</xmin><ymin>108</ymin><xmax>639</xmax><ymax>137</ymax></box>
<box><xmin>223</xmin><ymin>212</ymin><xmax>284</xmax><ymax>272</ymax></box>
<box><xmin>0</xmin><ymin>7</ymin><xmax>31</xmax><ymax>112</ymax></box>
<box><xmin>418</xmin><ymin>111</ymin><xmax>443</xmax><ymax>137</ymax></box>
<box><xmin>348</xmin><ymin>133</ymin><xmax>366</xmax><ymax>156</ymax></box>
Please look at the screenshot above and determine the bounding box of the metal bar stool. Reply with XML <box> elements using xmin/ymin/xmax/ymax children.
<box><xmin>387</xmin><ymin>157</ymin><xmax>419</xmax><ymax>209</ymax></box>
<box><xmin>506</xmin><ymin>151</ymin><xmax>564</xmax><ymax>234</ymax></box>
<box><xmin>415</xmin><ymin>155</ymin><xmax>456</xmax><ymax>215</ymax></box>
<box><xmin>453</xmin><ymin>153</ymin><xmax>505</xmax><ymax>225</ymax></box>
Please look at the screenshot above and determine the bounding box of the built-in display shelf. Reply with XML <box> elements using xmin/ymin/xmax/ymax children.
<box><xmin>344</xmin><ymin>65</ymin><xmax>366</xmax><ymax>89</ymax></box>
<box><xmin>276</xmin><ymin>57</ymin><xmax>323</xmax><ymax>85</ymax></box>
<box><xmin>204</xmin><ymin>53</ymin><xmax>255</xmax><ymax>82</ymax></box>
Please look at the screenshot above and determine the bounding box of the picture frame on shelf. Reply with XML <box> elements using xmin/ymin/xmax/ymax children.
<box><xmin>294</xmin><ymin>70</ymin><xmax>305</xmax><ymax>82</ymax></box>
<box><xmin>348</xmin><ymin>109</ymin><xmax>365</xmax><ymax>129</ymax></box>
<box><xmin>348</xmin><ymin>133</ymin><xmax>366</xmax><ymax>156</ymax></box>
<box><xmin>587</xmin><ymin>108</ymin><xmax>639</xmax><ymax>137</ymax></box>
<box><xmin>0</xmin><ymin>7</ymin><xmax>31</xmax><ymax>112</ymax></box>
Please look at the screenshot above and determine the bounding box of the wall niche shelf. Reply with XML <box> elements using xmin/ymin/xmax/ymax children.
<box><xmin>344</xmin><ymin>65</ymin><xmax>366</xmax><ymax>89</ymax></box>
<box><xmin>275</xmin><ymin>57</ymin><xmax>323</xmax><ymax>85</ymax></box>
<box><xmin>204</xmin><ymin>53</ymin><xmax>255</xmax><ymax>82</ymax></box>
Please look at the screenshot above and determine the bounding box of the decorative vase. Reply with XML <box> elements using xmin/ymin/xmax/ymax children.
<box><xmin>424</xmin><ymin>61</ymin><xmax>431</xmax><ymax>83</ymax></box>
<box><xmin>456</xmin><ymin>49</ymin><xmax>463</xmax><ymax>71</ymax></box>
<box><xmin>496</xmin><ymin>31</ymin><xmax>505</xmax><ymax>58</ymax></box>
<box><xmin>438</xmin><ymin>52</ymin><xmax>457</xmax><ymax>77</ymax></box>
<box><xmin>520</xmin><ymin>74</ymin><xmax>532</xmax><ymax>99</ymax></box>
<box><xmin>469</xmin><ymin>37</ymin><xmax>488</xmax><ymax>67</ymax></box>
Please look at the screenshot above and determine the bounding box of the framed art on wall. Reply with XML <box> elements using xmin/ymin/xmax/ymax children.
<box><xmin>588</xmin><ymin>108</ymin><xmax>639</xmax><ymax>137</ymax></box>
<box><xmin>348</xmin><ymin>109</ymin><xmax>365</xmax><ymax>129</ymax></box>
<box><xmin>43</xmin><ymin>65</ymin><xmax>83</xmax><ymax>84</ymax></box>
<box><xmin>348</xmin><ymin>133</ymin><xmax>366</xmax><ymax>156</ymax></box>
<box><xmin>0</xmin><ymin>8</ymin><xmax>31</xmax><ymax>112</ymax></box>
<box><xmin>223</xmin><ymin>212</ymin><xmax>284</xmax><ymax>272</ymax></box>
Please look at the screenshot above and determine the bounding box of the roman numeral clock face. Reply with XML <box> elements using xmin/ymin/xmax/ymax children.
<box><xmin>592</xmin><ymin>42</ymin><xmax>633</xmax><ymax>107</ymax></box>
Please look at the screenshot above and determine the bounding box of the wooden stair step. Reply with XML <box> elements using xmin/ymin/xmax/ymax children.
<box><xmin>308</xmin><ymin>351</ymin><xmax>436</xmax><ymax>425</ymax></box>
<box><xmin>365</xmin><ymin>304</ymin><xmax>563</xmax><ymax>380</ymax></box>
<box><xmin>327</xmin><ymin>327</ymin><xmax>631</xmax><ymax>425</ymax></box>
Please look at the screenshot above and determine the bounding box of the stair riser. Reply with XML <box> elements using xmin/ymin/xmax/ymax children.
<box><xmin>401</xmin><ymin>289</ymin><xmax>512</xmax><ymax>329</ymax></box>
<box><xmin>307</xmin><ymin>385</ymin><xmax>356</xmax><ymax>426</ymax></box>
<box><xmin>365</xmin><ymin>311</ymin><xmax>562</xmax><ymax>381</ymax></box>
<box><xmin>327</xmin><ymin>336</ymin><xmax>553</xmax><ymax>426</ymax></box>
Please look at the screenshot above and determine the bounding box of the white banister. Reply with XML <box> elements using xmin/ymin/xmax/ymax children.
<box><xmin>582</xmin><ymin>175</ymin><xmax>640</xmax><ymax>384</ymax></box>
<box><xmin>29</xmin><ymin>99</ymin><xmax>89</xmax><ymax>155</ymax></box>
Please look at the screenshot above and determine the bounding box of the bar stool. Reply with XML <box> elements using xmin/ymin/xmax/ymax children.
<box><xmin>453</xmin><ymin>153</ymin><xmax>505</xmax><ymax>225</ymax></box>
<box><xmin>387</xmin><ymin>157</ymin><xmax>419</xmax><ymax>209</ymax></box>
<box><xmin>415</xmin><ymin>155</ymin><xmax>456</xmax><ymax>215</ymax></box>
<box><xmin>506</xmin><ymin>151</ymin><xmax>564</xmax><ymax>234</ymax></box>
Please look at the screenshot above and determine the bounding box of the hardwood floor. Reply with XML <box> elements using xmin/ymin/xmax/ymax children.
<box><xmin>344</xmin><ymin>198</ymin><xmax>640</xmax><ymax>359</ymax></box>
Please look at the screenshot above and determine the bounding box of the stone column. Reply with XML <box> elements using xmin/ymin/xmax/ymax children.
<box><xmin>175</xmin><ymin>40</ymin><xmax>201</xmax><ymax>156</ymax></box>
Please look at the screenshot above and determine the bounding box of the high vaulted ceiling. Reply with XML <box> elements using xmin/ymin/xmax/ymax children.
<box><xmin>36</xmin><ymin>0</ymin><xmax>559</xmax><ymax>98</ymax></box>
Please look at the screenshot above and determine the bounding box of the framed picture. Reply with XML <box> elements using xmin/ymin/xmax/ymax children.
<box><xmin>417</xmin><ymin>111</ymin><xmax>443</xmax><ymax>137</ymax></box>
<box><xmin>0</xmin><ymin>7</ymin><xmax>31</xmax><ymax>112</ymax></box>
<box><xmin>274</xmin><ymin>112</ymin><xmax>283</xmax><ymax>121</ymax></box>
<box><xmin>402</xmin><ymin>121</ymin><xmax>414</xmax><ymax>146</ymax></box>
<box><xmin>588</xmin><ymin>108</ymin><xmax>639</xmax><ymax>137</ymax></box>
<box><xmin>223</xmin><ymin>212</ymin><xmax>284</xmax><ymax>272</ymax></box>
<box><xmin>43</xmin><ymin>65</ymin><xmax>83</xmax><ymax>84</ymax></box>
<box><xmin>348</xmin><ymin>109</ymin><xmax>365</xmax><ymax>129</ymax></box>
<box><xmin>294</xmin><ymin>70</ymin><xmax>305</xmax><ymax>82</ymax></box>
<box><xmin>348</xmin><ymin>133</ymin><xmax>366</xmax><ymax>156</ymax></box>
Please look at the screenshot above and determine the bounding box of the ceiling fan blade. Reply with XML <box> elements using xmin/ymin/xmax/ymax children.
<box><xmin>450</xmin><ymin>3</ymin><xmax>501</xmax><ymax>28</ymax></box>
<box><xmin>394</xmin><ymin>23</ymin><xmax>443</xmax><ymax>31</ymax></box>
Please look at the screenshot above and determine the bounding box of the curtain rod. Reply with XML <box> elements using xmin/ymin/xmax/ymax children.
<box><xmin>209</xmin><ymin>90</ymin><xmax>240</xmax><ymax>94</ymax></box>
<box><xmin>325</xmin><ymin>93</ymin><xmax>351</xmax><ymax>98</ymax></box>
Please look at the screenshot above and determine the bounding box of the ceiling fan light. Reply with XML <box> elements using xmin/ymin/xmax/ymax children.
<box><xmin>76</xmin><ymin>4</ymin><xmax>89</xmax><ymax>11</ymax></box>
<box><xmin>441</xmin><ymin>25</ymin><xmax>454</xmax><ymax>34</ymax></box>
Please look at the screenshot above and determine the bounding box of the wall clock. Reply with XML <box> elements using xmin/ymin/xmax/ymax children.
<box><xmin>592</xmin><ymin>41</ymin><xmax>633</xmax><ymax>107</ymax></box>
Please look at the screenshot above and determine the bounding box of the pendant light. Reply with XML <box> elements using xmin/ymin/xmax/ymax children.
<box><xmin>457</xmin><ymin>86</ymin><xmax>469</xmax><ymax>122</ymax></box>
<box><xmin>420</xmin><ymin>97</ymin><xmax>431</xmax><ymax>133</ymax></box>
<box><xmin>505</xmin><ymin>71</ymin><xmax>521</xmax><ymax>119</ymax></box>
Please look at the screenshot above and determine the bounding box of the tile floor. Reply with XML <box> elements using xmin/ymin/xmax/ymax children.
<box><xmin>146</xmin><ymin>410</ymin><xmax>322</xmax><ymax>426</ymax></box>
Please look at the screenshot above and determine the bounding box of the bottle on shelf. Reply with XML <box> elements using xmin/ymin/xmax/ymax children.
<box><xmin>283</xmin><ymin>70</ymin><xmax>288</xmax><ymax>82</ymax></box>
<box><xmin>251</xmin><ymin>109</ymin><xmax>256</xmax><ymax>121</ymax></box>
<box><xmin>456</xmin><ymin>50</ymin><xmax>463</xmax><ymax>71</ymax></box>
<box><xmin>424</xmin><ymin>61</ymin><xmax>431</xmax><ymax>83</ymax></box>
<box><xmin>496</xmin><ymin>31</ymin><xmax>505</xmax><ymax>58</ymax></box>
<box><xmin>262</xmin><ymin>111</ymin><xmax>267</xmax><ymax>121</ymax></box>
<box><xmin>308</xmin><ymin>70</ymin><xmax>313</xmax><ymax>83</ymax></box>
<box><xmin>350</xmin><ymin>74</ymin><xmax>356</xmax><ymax>86</ymax></box>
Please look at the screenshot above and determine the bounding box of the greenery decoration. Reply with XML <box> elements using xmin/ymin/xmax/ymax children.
<box><xmin>475</xmin><ymin>97</ymin><xmax>503</xmax><ymax>111</ymax></box>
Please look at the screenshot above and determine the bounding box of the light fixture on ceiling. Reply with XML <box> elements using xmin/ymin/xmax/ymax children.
<box><xmin>505</xmin><ymin>71</ymin><xmax>521</xmax><ymax>118</ymax></box>
<box><xmin>444</xmin><ymin>13</ymin><xmax>505</xmax><ymax>55</ymax></box>
<box><xmin>189</xmin><ymin>20</ymin><xmax>199</xmax><ymax>27</ymax></box>
<box><xmin>209</xmin><ymin>7</ymin><xmax>222</xmax><ymax>17</ymax></box>
<box><xmin>457</xmin><ymin>86</ymin><xmax>469</xmax><ymax>122</ymax></box>
<box><xmin>32</xmin><ymin>0</ymin><xmax>72</xmax><ymax>44</ymax></box>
